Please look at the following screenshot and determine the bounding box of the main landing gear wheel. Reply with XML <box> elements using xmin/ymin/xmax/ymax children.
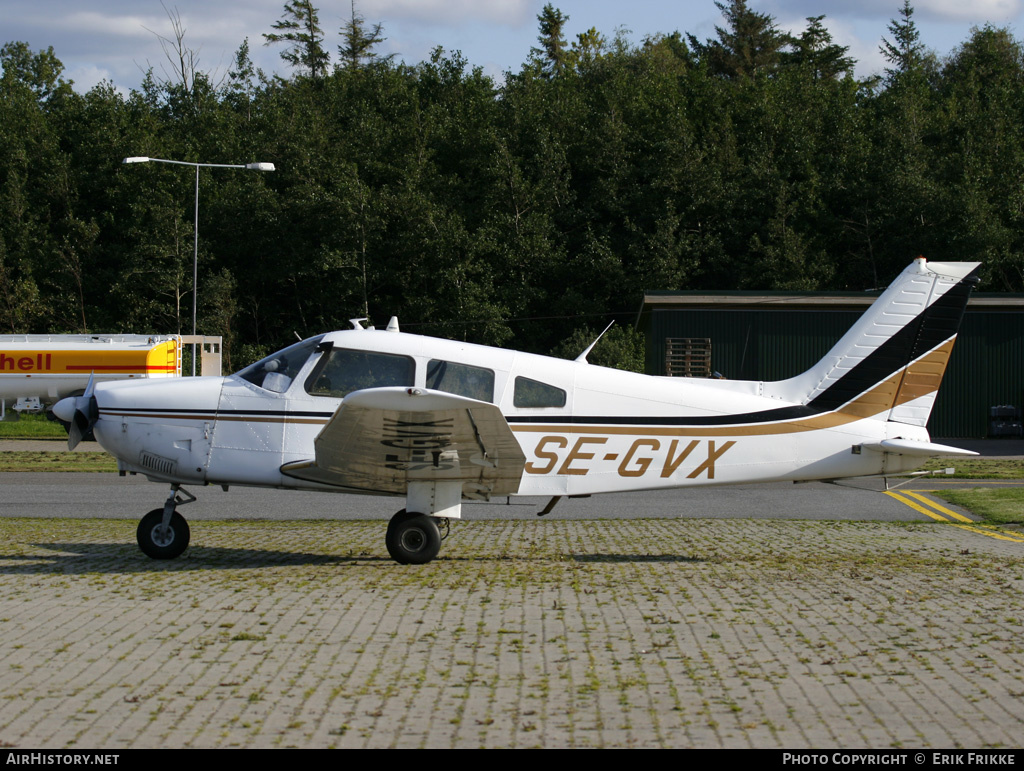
<box><xmin>386</xmin><ymin>510</ymin><xmax>441</xmax><ymax>565</ymax></box>
<box><xmin>137</xmin><ymin>508</ymin><xmax>191</xmax><ymax>559</ymax></box>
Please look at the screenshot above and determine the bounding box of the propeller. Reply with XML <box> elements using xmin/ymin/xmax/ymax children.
<box><xmin>51</xmin><ymin>374</ymin><xmax>98</xmax><ymax>451</ymax></box>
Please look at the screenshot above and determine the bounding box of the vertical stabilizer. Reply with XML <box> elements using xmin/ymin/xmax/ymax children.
<box><xmin>766</xmin><ymin>258</ymin><xmax>980</xmax><ymax>424</ymax></box>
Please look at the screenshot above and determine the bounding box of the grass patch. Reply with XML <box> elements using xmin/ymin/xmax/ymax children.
<box><xmin>232</xmin><ymin>632</ymin><xmax>268</xmax><ymax>642</ymax></box>
<box><xmin>0</xmin><ymin>451</ymin><xmax>116</xmax><ymax>472</ymax></box>
<box><xmin>919</xmin><ymin>458</ymin><xmax>1024</xmax><ymax>479</ymax></box>
<box><xmin>0</xmin><ymin>413</ymin><xmax>67</xmax><ymax>439</ymax></box>
<box><xmin>932</xmin><ymin>488</ymin><xmax>1024</xmax><ymax>526</ymax></box>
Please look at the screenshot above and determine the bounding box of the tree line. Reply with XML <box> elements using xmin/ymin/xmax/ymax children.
<box><xmin>1</xmin><ymin>0</ymin><xmax>1022</xmax><ymax>372</ymax></box>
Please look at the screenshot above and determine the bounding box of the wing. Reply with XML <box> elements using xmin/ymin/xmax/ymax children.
<box><xmin>280</xmin><ymin>387</ymin><xmax>526</xmax><ymax>500</ymax></box>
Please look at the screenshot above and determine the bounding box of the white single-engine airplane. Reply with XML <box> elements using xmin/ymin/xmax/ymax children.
<box><xmin>54</xmin><ymin>258</ymin><xmax>979</xmax><ymax>564</ymax></box>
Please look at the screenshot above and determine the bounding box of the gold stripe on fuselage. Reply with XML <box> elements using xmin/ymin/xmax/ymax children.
<box><xmin>99</xmin><ymin>410</ymin><xmax>330</xmax><ymax>425</ymax></box>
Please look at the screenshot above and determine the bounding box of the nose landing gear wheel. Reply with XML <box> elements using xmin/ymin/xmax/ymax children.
<box><xmin>386</xmin><ymin>510</ymin><xmax>441</xmax><ymax>564</ymax></box>
<box><xmin>137</xmin><ymin>508</ymin><xmax>191</xmax><ymax>559</ymax></box>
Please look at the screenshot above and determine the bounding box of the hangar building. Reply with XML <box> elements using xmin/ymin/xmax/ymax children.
<box><xmin>639</xmin><ymin>290</ymin><xmax>1024</xmax><ymax>438</ymax></box>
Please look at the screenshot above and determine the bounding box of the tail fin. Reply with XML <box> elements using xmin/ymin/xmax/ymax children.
<box><xmin>767</xmin><ymin>258</ymin><xmax>980</xmax><ymax>425</ymax></box>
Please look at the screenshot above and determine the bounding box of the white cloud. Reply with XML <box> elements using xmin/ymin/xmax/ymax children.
<box><xmin>835</xmin><ymin>21</ymin><xmax>890</xmax><ymax>80</ymax></box>
<box><xmin>63</xmin><ymin>11</ymin><xmax>166</xmax><ymax>40</ymax></box>
<box><xmin>766</xmin><ymin>0</ymin><xmax>896</xmax><ymax>23</ymax></box>
<box><xmin>367</xmin><ymin>0</ymin><xmax>532</xmax><ymax>27</ymax></box>
<box><xmin>65</xmin><ymin>63</ymin><xmax>128</xmax><ymax>96</ymax></box>
<box><xmin>770</xmin><ymin>0</ymin><xmax>1024</xmax><ymax>24</ymax></box>
<box><xmin>916</xmin><ymin>0</ymin><xmax>1022</xmax><ymax>22</ymax></box>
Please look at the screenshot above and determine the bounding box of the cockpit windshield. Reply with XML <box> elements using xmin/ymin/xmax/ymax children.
<box><xmin>234</xmin><ymin>335</ymin><xmax>326</xmax><ymax>393</ymax></box>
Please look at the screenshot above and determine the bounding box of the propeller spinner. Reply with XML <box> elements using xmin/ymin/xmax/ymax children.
<box><xmin>51</xmin><ymin>374</ymin><xmax>98</xmax><ymax>451</ymax></box>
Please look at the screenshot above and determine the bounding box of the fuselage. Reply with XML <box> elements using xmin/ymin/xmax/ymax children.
<box><xmin>88</xmin><ymin>327</ymin><xmax>928</xmax><ymax>499</ymax></box>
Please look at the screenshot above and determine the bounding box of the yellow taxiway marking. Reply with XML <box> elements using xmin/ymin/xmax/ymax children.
<box><xmin>900</xmin><ymin>491</ymin><xmax>973</xmax><ymax>522</ymax></box>
<box><xmin>951</xmin><ymin>524</ymin><xmax>1024</xmax><ymax>543</ymax></box>
<box><xmin>884</xmin><ymin>490</ymin><xmax>966</xmax><ymax>522</ymax></box>
<box><xmin>885</xmin><ymin>490</ymin><xmax>1024</xmax><ymax>543</ymax></box>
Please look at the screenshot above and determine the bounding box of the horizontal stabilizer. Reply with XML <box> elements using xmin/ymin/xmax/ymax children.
<box><xmin>861</xmin><ymin>439</ymin><xmax>978</xmax><ymax>457</ymax></box>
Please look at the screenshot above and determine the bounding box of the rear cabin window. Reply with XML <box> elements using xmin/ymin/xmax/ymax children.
<box><xmin>426</xmin><ymin>359</ymin><xmax>495</xmax><ymax>402</ymax></box>
<box><xmin>305</xmin><ymin>348</ymin><xmax>414</xmax><ymax>398</ymax></box>
<box><xmin>513</xmin><ymin>376</ymin><xmax>566</xmax><ymax>408</ymax></box>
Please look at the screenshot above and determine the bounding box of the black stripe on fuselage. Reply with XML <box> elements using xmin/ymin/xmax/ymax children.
<box><xmin>506</xmin><ymin>404</ymin><xmax>820</xmax><ymax>426</ymax></box>
<box><xmin>100</xmin><ymin>407</ymin><xmax>335</xmax><ymax>419</ymax></box>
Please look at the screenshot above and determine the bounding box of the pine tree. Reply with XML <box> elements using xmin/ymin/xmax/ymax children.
<box><xmin>531</xmin><ymin>4</ymin><xmax>571</xmax><ymax>75</ymax></box>
<box><xmin>880</xmin><ymin>0</ymin><xmax>926</xmax><ymax>83</ymax></box>
<box><xmin>787</xmin><ymin>16</ymin><xmax>854</xmax><ymax>80</ymax></box>
<box><xmin>263</xmin><ymin>0</ymin><xmax>329</xmax><ymax>79</ymax></box>
<box><xmin>688</xmin><ymin>0</ymin><xmax>792</xmax><ymax>78</ymax></box>
<box><xmin>338</xmin><ymin>0</ymin><xmax>387</xmax><ymax>70</ymax></box>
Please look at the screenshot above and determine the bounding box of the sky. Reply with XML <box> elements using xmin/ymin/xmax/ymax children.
<box><xmin>2</xmin><ymin>0</ymin><xmax>1024</xmax><ymax>93</ymax></box>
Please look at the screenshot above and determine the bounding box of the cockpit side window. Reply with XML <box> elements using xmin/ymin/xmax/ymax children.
<box><xmin>305</xmin><ymin>347</ymin><xmax>414</xmax><ymax>398</ymax></box>
<box><xmin>426</xmin><ymin>359</ymin><xmax>495</xmax><ymax>403</ymax></box>
<box><xmin>234</xmin><ymin>335</ymin><xmax>325</xmax><ymax>393</ymax></box>
<box><xmin>513</xmin><ymin>376</ymin><xmax>567</xmax><ymax>408</ymax></box>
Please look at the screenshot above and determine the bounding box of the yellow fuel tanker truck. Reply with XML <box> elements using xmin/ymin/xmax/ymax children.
<box><xmin>0</xmin><ymin>334</ymin><xmax>221</xmax><ymax>420</ymax></box>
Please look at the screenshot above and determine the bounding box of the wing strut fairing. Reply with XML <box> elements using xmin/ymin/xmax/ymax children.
<box><xmin>281</xmin><ymin>387</ymin><xmax>527</xmax><ymax>514</ymax></box>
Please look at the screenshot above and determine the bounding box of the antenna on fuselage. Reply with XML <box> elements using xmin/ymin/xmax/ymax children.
<box><xmin>349</xmin><ymin>318</ymin><xmax>368</xmax><ymax>330</ymax></box>
<box><xmin>574</xmin><ymin>320</ymin><xmax>615</xmax><ymax>363</ymax></box>
<box><xmin>386</xmin><ymin>316</ymin><xmax>400</xmax><ymax>332</ymax></box>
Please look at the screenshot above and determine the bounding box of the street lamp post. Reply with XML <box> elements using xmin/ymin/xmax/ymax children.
<box><xmin>122</xmin><ymin>156</ymin><xmax>275</xmax><ymax>375</ymax></box>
